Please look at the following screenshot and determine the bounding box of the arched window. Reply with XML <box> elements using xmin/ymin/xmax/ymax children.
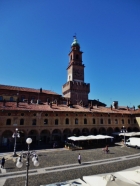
<box><xmin>75</xmin><ymin>118</ymin><xmax>78</xmax><ymax>124</ymax></box>
<box><xmin>92</xmin><ymin>118</ymin><xmax>96</xmax><ymax>124</ymax></box>
<box><xmin>20</xmin><ymin>119</ymin><xmax>24</xmax><ymax>125</ymax></box>
<box><xmin>71</xmin><ymin>55</ymin><xmax>72</xmax><ymax>60</ymax></box>
<box><xmin>55</xmin><ymin>119</ymin><xmax>58</xmax><ymax>125</ymax></box>
<box><xmin>76</xmin><ymin>54</ymin><xmax>79</xmax><ymax>59</ymax></box>
<box><xmin>10</xmin><ymin>97</ymin><xmax>14</xmax><ymax>101</ymax></box>
<box><xmin>6</xmin><ymin>119</ymin><xmax>11</xmax><ymax>125</ymax></box>
<box><xmin>65</xmin><ymin>118</ymin><xmax>69</xmax><ymax>125</ymax></box>
<box><xmin>115</xmin><ymin>119</ymin><xmax>118</xmax><ymax>124</ymax></box>
<box><xmin>44</xmin><ymin>119</ymin><xmax>48</xmax><ymax>125</ymax></box>
<box><xmin>0</xmin><ymin>96</ymin><xmax>3</xmax><ymax>101</ymax></box>
<box><xmin>108</xmin><ymin>119</ymin><xmax>111</xmax><ymax>124</ymax></box>
<box><xmin>21</xmin><ymin>95</ymin><xmax>25</xmax><ymax>101</ymax></box>
<box><xmin>122</xmin><ymin>119</ymin><xmax>124</xmax><ymax>124</ymax></box>
<box><xmin>32</xmin><ymin>119</ymin><xmax>36</xmax><ymax>125</ymax></box>
<box><xmin>100</xmin><ymin>119</ymin><xmax>103</xmax><ymax>124</ymax></box>
<box><xmin>84</xmin><ymin>118</ymin><xmax>87</xmax><ymax>124</ymax></box>
<box><xmin>128</xmin><ymin>119</ymin><xmax>130</xmax><ymax>124</ymax></box>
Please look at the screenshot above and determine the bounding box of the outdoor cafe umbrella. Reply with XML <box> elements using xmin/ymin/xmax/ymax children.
<box><xmin>40</xmin><ymin>178</ymin><xmax>89</xmax><ymax>186</ymax></box>
<box><xmin>83</xmin><ymin>174</ymin><xmax>138</xmax><ymax>186</ymax></box>
<box><xmin>114</xmin><ymin>167</ymin><xmax>140</xmax><ymax>184</ymax></box>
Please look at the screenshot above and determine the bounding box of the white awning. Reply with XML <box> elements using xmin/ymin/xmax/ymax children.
<box><xmin>68</xmin><ymin>135</ymin><xmax>114</xmax><ymax>141</ymax></box>
<box><xmin>119</xmin><ymin>132</ymin><xmax>140</xmax><ymax>137</ymax></box>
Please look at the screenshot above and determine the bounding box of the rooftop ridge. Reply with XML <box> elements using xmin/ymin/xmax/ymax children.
<box><xmin>0</xmin><ymin>84</ymin><xmax>60</xmax><ymax>95</ymax></box>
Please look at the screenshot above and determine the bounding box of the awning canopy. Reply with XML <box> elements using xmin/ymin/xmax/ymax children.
<box><xmin>119</xmin><ymin>132</ymin><xmax>140</xmax><ymax>137</ymax></box>
<box><xmin>68</xmin><ymin>135</ymin><xmax>114</xmax><ymax>141</ymax></box>
<box><xmin>83</xmin><ymin>173</ymin><xmax>138</xmax><ymax>186</ymax></box>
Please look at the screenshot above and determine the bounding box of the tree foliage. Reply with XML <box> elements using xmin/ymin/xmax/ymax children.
<box><xmin>138</xmin><ymin>105</ymin><xmax>140</xmax><ymax>109</ymax></box>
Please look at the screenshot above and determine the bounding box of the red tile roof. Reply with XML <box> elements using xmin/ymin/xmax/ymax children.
<box><xmin>0</xmin><ymin>101</ymin><xmax>138</xmax><ymax>114</ymax></box>
<box><xmin>0</xmin><ymin>84</ymin><xmax>60</xmax><ymax>95</ymax></box>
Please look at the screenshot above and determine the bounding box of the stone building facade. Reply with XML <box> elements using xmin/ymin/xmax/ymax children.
<box><xmin>0</xmin><ymin>38</ymin><xmax>140</xmax><ymax>147</ymax></box>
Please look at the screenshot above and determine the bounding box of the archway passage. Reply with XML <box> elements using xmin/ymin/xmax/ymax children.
<box><xmin>114</xmin><ymin>127</ymin><xmax>120</xmax><ymax>133</ymax></box>
<box><xmin>40</xmin><ymin>130</ymin><xmax>50</xmax><ymax>144</ymax></box>
<box><xmin>18</xmin><ymin>130</ymin><xmax>26</xmax><ymax>147</ymax></box>
<box><xmin>28</xmin><ymin>130</ymin><xmax>39</xmax><ymax>145</ymax></box>
<box><xmin>127</xmin><ymin>127</ymin><xmax>132</xmax><ymax>132</ymax></box>
<box><xmin>82</xmin><ymin>128</ymin><xmax>89</xmax><ymax>136</ymax></box>
<box><xmin>63</xmin><ymin>128</ymin><xmax>71</xmax><ymax>141</ymax></box>
<box><xmin>72</xmin><ymin>128</ymin><xmax>80</xmax><ymax>137</ymax></box>
<box><xmin>90</xmin><ymin>128</ymin><xmax>97</xmax><ymax>135</ymax></box>
<box><xmin>107</xmin><ymin>127</ymin><xmax>113</xmax><ymax>135</ymax></box>
<box><xmin>1</xmin><ymin>130</ymin><xmax>13</xmax><ymax>148</ymax></box>
<box><xmin>52</xmin><ymin>129</ymin><xmax>61</xmax><ymax>141</ymax></box>
<box><xmin>133</xmin><ymin>127</ymin><xmax>139</xmax><ymax>132</ymax></box>
<box><xmin>99</xmin><ymin>127</ymin><xmax>106</xmax><ymax>135</ymax></box>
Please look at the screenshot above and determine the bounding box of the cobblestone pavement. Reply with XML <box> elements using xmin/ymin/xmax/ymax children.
<box><xmin>2</xmin><ymin>145</ymin><xmax>140</xmax><ymax>186</ymax></box>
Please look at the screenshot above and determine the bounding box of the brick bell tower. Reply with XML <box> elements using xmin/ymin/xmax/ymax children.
<box><xmin>62</xmin><ymin>36</ymin><xmax>90</xmax><ymax>106</ymax></box>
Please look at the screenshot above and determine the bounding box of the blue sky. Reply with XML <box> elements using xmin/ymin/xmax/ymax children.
<box><xmin>0</xmin><ymin>0</ymin><xmax>140</xmax><ymax>107</ymax></box>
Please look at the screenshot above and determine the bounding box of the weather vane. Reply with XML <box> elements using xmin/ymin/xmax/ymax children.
<box><xmin>73</xmin><ymin>33</ymin><xmax>77</xmax><ymax>39</ymax></box>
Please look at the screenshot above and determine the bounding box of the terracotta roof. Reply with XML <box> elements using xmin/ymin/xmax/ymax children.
<box><xmin>0</xmin><ymin>84</ymin><xmax>60</xmax><ymax>95</ymax></box>
<box><xmin>0</xmin><ymin>102</ymin><xmax>138</xmax><ymax>114</ymax></box>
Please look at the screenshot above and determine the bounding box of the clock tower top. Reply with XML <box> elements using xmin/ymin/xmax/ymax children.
<box><xmin>71</xmin><ymin>36</ymin><xmax>80</xmax><ymax>47</ymax></box>
<box><xmin>62</xmin><ymin>37</ymin><xmax>90</xmax><ymax>105</ymax></box>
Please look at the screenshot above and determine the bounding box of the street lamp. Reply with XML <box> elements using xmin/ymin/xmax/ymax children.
<box><xmin>16</xmin><ymin>138</ymin><xmax>39</xmax><ymax>186</ymax></box>
<box><xmin>12</xmin><ymin>128</ymin><xmax>20</xmax><ymax>157</ymax></box>
<box><xmin>121</xmin><ymin>126</ymin><xmax>127</xmax><ymax>145</ymax></box>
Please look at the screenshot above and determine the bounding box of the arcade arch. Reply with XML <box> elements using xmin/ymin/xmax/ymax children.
<box><xmin>73</xmin><ymin>128</ymin><xmax>80</xmax><ymax>136</ymax></box>
<box><xmin>63</xmin><ymin>128</ymin><xmax>71</xmax><ymax>141</ymax></box>
<box><xmin>40</xmin><ymin>129</ymin><xmax>50</xmax><ymax>143</ymax></box>
<box><xmin>52</xmin><ymin>129</ymin><xmax>61</xmax><ymax>141</ymax></box>
<box><xmin>107</xmin><ymin>127</ymin><xmax>113</xmax><ymax>135</ymax></box>
<box><xmin>1</xmin><ymin>130</ymin><xmax>13</xmax><ymax>146</ymax></box>
<box><xmin>133</xmin><ymin>127</ymin><xmax>139</xmax><ymax>132</ymax></box>
<box><xmin>90</xmin><ymin>128</ymin><xmax>98</xmax><ymax>135</ymax></box>
<box><xmin>28</xmin><ymin>130</ymin><xmax>39</xmax><ymax>144</ymax></box>
<box><xmin>99</xmin><ymin>127</ymin><xmax>106</xmax><ymax>135</ymax></box>
<box><xmin>114</xmin><ymin>127</ymin><xmax>120</xmax><ymax>133</ymax></box>
<box><xmin>127</xmin><ymin>127</ymin><xmax>132</xmax><ymax>132</ymax></box>
<box><xmin>82</xmin><ymin>128</ymin><xmax>89</xmax><ymax>136</ymax></box>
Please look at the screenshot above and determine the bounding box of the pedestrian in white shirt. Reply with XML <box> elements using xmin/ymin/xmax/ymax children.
<box><xmin>78</xmin><ymin>153</ymin><xmax>81</xmax><ymax>164</ymax></box>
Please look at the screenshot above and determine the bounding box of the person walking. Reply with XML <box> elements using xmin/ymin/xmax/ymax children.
<box><xmin>103</xmin><ymin>145</ymin><xmax>109</xmax><ymax>154</ymax></box>
<box><xmin>78</xmin><ymin>153</ymin><xmax>81</xmax><ymax>164</ymax></box>
<box><xmin>1</xmin><ymin>157</ymin><xmax>5</xmax><ymax>169</ymax></box>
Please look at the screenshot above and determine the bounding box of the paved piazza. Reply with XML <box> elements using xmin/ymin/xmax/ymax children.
<box><xmin>1</xmin><ymin>145</ymin><xmax>140</xmax><ymax>186</ymax></box>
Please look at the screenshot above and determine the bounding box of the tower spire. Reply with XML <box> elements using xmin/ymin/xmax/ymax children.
<box><xmin>73</xmin><ymin>33</ymin><xmax>77</xmax><ymax>39</ymax></box>
<box><xmin>71</xmin><ymin>34</ymin><xmax>79</xmax><ymax>47</ymax></box>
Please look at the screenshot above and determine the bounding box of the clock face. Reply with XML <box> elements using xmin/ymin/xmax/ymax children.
<box><xmin>74</xmin><ymin>69</ymin><xmax>83</xmax><ymax>78</ymax></box>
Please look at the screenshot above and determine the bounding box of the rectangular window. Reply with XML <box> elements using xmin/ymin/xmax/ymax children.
<box><xmin>32</xmin><ymin>119</ymin><xmax>36</xmax><ymax>125</ymax></box>
<box><xmin>100</xmin><ymin>119</ymin><xmax>103</xmax><ymax>124</ymax></box>
<box><xmin>44</xmin><ymin>119</ymin><xmax>48</xmax><ymax>125</ymax></box>
<box><xmin>108</xmin><ymin>119</ymin><xmax>111</xmax><ymax>124</ymax></box>
<box><xmin>6</xmin><ymin>119</ymin><xmax>11</xmax><ymax>125</ymax></box>
<box><xmin>75</xmin><ymin>119</ymin><xmax>78</xmax><ymax>124</ymax></box>
<box><xmin>55</xmin><ymin>119</ymin><xmax>58</xmax><ymax>125</ymax></box>
<box><xmin>84</xmin><ymin>118</ymin><xmax>87</xmax><ymax>124</ymax></box>
<box><xmin>20</xmin><ymin>119</ymin><xmax>24</xmax><ymax>125</ymax></box>
<box><xmin>93</xmin><ymin>118</ymin><xmax>96</xmax><ymax>124</ymax></box>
